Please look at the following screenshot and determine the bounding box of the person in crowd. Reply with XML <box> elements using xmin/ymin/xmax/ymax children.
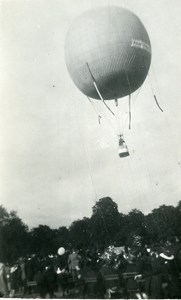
<box><xmin>44</xmin><ymin>265</ymin><xmax>58</xmax><ymax>298</ymax></box>
<box><xmin>25</xmin><ymin>257</ymin><xmax>34</xmax><ymax>283</ymax></box>
<box><xmin>68</xmin><ymin>249</ymin><xmax>81</xmax><ymax>281</ymax></box>
<box><xmin>0</xmin><ymin>262</ymin><xmax>8</xmax><ymax>297</ymax></box>
<box><xmin>9</xmin><ymin>264</ymin><xmax>21</xmax><ymax>298</ymax></box>
<box><xmin>123</xmin><ymin>250</ymin><xmax>141</xmax><ymax>298</ymax></box>
<box><xmin>4</xmin><ymin>263</ymin><xmax>10</xmax><ymax>296</ymax></box>
<box><xmin>144</xmin><ymin>250</ymin><xmax>165</xmax><ymax>299</ymax></box>
<box><xmin>96</xmin><ymin>270</ymin><xmax>106</xmax><ymax>298</ymax></box>
<box><xmin>25</xmin><ymin>255</ymin><xmax>37</xmax><ymax>294</ymax></box>
<box><xmin>160</xmin><ymin>250</ymin><xmax>181</xmax><ymax>298</ymax></box>
<box><xmin>34</xmin><ymin>266</ymin><xmax>47</xmax><ymax>298</ymax></box>
<box><xmin>55</xmin><ymin>252</ymin><xmax>70</xmax><ymax>297</ymax></box>
<box><xmin>18</xmin><ymin>257</ymin><xmax>27</xmax><ymax>295</ymax></box>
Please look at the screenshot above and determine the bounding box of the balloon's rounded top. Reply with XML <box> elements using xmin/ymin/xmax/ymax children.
<box><xmin>65</xmin><ymin>6</ymin><xmax>151</xmax><ymax>100</ymax></box>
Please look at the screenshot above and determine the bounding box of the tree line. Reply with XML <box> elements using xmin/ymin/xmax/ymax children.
<box><xmin>0</xmin><ymin>197</ymin><xmax>181</xmax><ymax>264</ymax></box>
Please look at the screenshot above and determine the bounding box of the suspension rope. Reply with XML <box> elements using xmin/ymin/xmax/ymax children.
<box><xmin>74</xmin><ymin>97</ymin><xmax>98</xmax><ymax>202</ymax></box>
<box><xmin>115</xmin><ymin>98</ymin><xmax>122</xmax><ymax>136</ymax></box>
<box><xmin>125</xmin><ymin>70</ymin><xmax>132</xmax><ymax>130</ymax></box>
<box><xmin>93</xmin><ymin>81</ymin><xmax>115</xmax><ymax>116</ymax></box>
<box><xmin>146</xmin><ymin>63</ymin><xmax>181</xmax><ymax>186</ymax></box>
<box><xmin>76</xmin><ymin>96</ymin><xmax>111</xmax><ymax>246</ymax></box>
<box><xmin>129</xmin><ymin>94</ymin><xmax>131</xmax><ymax>130</ymax></box>
<box><xmin>86</xmin><ymin>62</ymin><xmax>115</xmax><ymax>116</ymax></box>
<box><xmin>154</xmin><ymin>94</ymin><xmax>164</xmax><ymax>112</ymax></box>
<box><xmin>87</xmin><ymin>96</ymin><xmax>102</xmax><ymax>124</ymax></box>
<box><xmin>137</xmin><ymin>122</ymin><xmax>157</xmax><ymax>206</ymax></box>
<box><xmin>123</xmin><ymin>85</ymin><xmax>143</xmax><ymax>128</ymax></box>
<box><xmin>147</xmin><ymin>71</ymin><xmax>164</xmax><ymax>112</ymax></box>
<box><xmin>143</xmin><ymin>57</ymin><xmax>164</xmax><ymax>113</ymax></box>
<box><xmin>149</xmin><ymin>64</ymin><xmax>181</xmax><ymax>175</ymax></box>
<box><xmin>87</xmin><ymin>96</ymin><xmax>117</xmax><ymax>136</ymax></box>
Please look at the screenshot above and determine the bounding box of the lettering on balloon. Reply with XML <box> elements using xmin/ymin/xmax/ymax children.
<box><xmin>131</xmin><ymin>39</ymin><xmax>151</xmax><ymax>54</ymax></box>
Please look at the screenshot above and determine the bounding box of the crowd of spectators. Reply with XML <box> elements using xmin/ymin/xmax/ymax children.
<box><xmin>0</xmin><ymin>239</ymin><xmax>181</xmax><ymax>298</ymax></box>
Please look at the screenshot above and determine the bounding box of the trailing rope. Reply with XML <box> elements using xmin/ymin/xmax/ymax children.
<box><xmin>86</xmin><ymin>62</ymin><xmax>115</xmax><ymax>116</ymax></box>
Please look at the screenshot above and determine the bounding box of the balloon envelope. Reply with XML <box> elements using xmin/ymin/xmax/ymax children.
<box><xmin>65</xmin><ymin>6</ymin><xmax>151</xmax><ymax>100</ymax></box>
<box><xmin>57</xmin><ymin>247</ymin><xmax>65</xmax><ymax>256</ymax></box>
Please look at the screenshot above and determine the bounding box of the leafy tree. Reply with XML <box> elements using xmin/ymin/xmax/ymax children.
<box><xmin>29</xmin><ymin>225</ymin><xmax>56</xmax><ymax>256</ymax></box>
<box><xmin>0</xmin><ymin>205</ymin><xmax>9</xmax><ymax>224</ymax></box>
<box><xmin>0</xmin><ymin>205</ymin><xmax>10</xmax><ymax>261</ymax></box>
<box><xmin>54</xmin><ymin>226</ymin><xmax>70</xmax><ymax>251</ymax></box>
<box><xmin>91</xmin><ymin>197</ymin><xmax>120</xmax><ymax>249</ymax></box>
<box><xmin>69</xmin><ymin>217</ymin><xmax>91</xmax><ymax>250</ymax></box>
<box><xmin>113</xmin><ymin>213</ymin><xmax>128</xmax><ymax>246</ymax></box>
<box><xmin>145</xmin><ymin>205</ymin><xmax>178</xmax><ymax>244</ymax></box>
<box><xmin>174</xmin><ymin>201</ymin><xmax>181</xmax><ymax>240</ymax></box>
<box><xmin>176</xmin><ymin>200</ymin><xmax>181</xmax><ymax>212</ymax></box>
<box><xmin>124</xmin><ymin>209</ymin><xmax>146</xmax><ymax>246</ymax></box>
<box><xmin>0</xmin><ymin>208</ymin><xmax>29</xmax><ymax>263</ymax></box>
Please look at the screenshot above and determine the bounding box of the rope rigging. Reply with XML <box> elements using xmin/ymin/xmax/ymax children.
<box><xmin>143</xmin><ymin>56</ymin><xmax>164</xmax><ymax>113</ymax></box>
<box><xmin>148</xmin><ymin>71</ymin><xmax>164</xmax><ymax>112</ymax></box>
<box><xmin>125</xmin><ymin>68</ymin><xmax>132</xmax><ymax>131</ymax></box>
<box><xmin>87</xmin><ymin>96</ymin><xmax>117</xmax><ymax>136</ymax></box>
<box><xmin>128</xmin><ymin>94</ymin><xmax>131</xmax><ymax>130</ymax></box>
<box><xmin>87</xmin><ymin>96</ymin><xmax>102</xmax><ymax>124</ymax></box>
<box><xmin>154</xmin><ymin>94</ymin><xmax>164</xmax><ymax>112</ymax></box>
<box><xmin>74</xmin><ymin>96</ymin><xmax>98</xmax><ymax>202</ymax></box>
<box><xmin>86</xmin><ymin>62</ymin><xmax>131</xmax><ymax>157</ymax></box>
<box><xmin>86</xmin><ymin>62</ymin><xmax>115</xmax><ymax>116</ymax></box>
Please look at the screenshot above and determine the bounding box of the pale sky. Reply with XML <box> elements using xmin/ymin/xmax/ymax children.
<box><xmin>0</xmin><ymin>0</ymin><xmax>181</xmax><ymax>229</ymax></box>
